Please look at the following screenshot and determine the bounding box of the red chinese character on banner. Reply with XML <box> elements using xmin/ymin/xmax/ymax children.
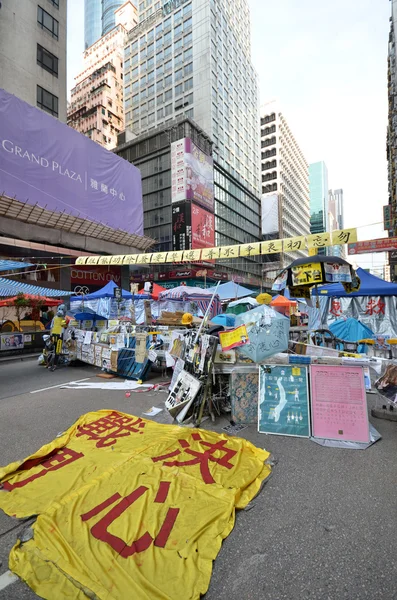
<box><xmin>330</xmin><ymin>299</ymin><xmax>342</xmax><ymax>318</ymax></box>
<box><xmin>151</xmin><ymin>433</ymin><xmax>237</xmax><ymax>484</ymax></box>
<box><xmin>76</xmin><ymin>412</ymin><xmax>146</xmax><ymax>448</ymax></box>
<box><xmin>365</xmin><ymin>299</ymin><xmax>385</xmax><ymax>316</ymax></box>
<box><xmin>1</xmin><ymin>448</ymin><xmax>84</xmax><ymax>491</ymax></box>
<box><xmin>81</xmin><ymin>481</ymin><xmax>179</xmax><ymax>557</ymax></box>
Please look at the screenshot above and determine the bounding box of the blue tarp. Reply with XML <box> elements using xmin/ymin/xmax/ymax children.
<box><xmin>312</xmin><ymin>267</ymin><xmax>397</xmax><ymax>297</ymax></box>
<box><xmin>206</xmin><ymin>281</ymin><xmax>254</xmax><ymax>301</ymax></box>
<box><xmin>329</xmin><ymin>317</ymin><xmax>374</xmax><ymax>342</ymax></box>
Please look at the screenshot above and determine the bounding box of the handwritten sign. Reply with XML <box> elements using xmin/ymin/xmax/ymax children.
<box><xmin>219</xmin><ymin>325</ymin><xmax>249</xmax><ymax>351</ymax></box>
<box><xmin>310</xmin><ymin>365</ymin><xmax>369</xmax><ymax>443</ymax></box>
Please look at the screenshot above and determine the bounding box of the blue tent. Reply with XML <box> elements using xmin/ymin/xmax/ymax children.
<box><xmin>82</xmin><ymin>280</ymin><xmax>133</xmax><ymax>300</ymax></box>
<box><xmin>206</xmin><ymin>281</ymin><xmax>254</xmax><ymax>301</ymax></box>
<box><xmin>312</xmin><ymin>267</ymin><xmax>397</xmax><ymax>298</ymax></box>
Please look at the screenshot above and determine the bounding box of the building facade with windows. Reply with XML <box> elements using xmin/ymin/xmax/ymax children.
<box><xmin>0</xmin><ymin>0</ymin><xmax>67</xmax><ymax>121</ymax></box>
<box><xmin>309</xmin><ymin>161</ymin><xmax>329</xmax><ymax>235</ymax></box>
<box><xmin>84</xmin><ymin>0</ymin><xmax>127</xmax><ymax>49</ymax></box>
<box><xmin>121</xmin><ymin>0</ymin><xmax>262</xmax><ymax>281</ymax></box>
<box><xmin>260</xmin><ymin>103</ymin><xmax>310</xmax><ymax>267</ymax></box>
<box><xmin>328</xmin><ymin>188</ymin><xmax>345</xmax><ymax>258</ymax></box>
<box><xmin>116</xmin><ymin>116</ymin><xmax>262</xmax><ymax>286</ymax></box>
<box><xmin>68</xmin><ymin>2</ymin><xmax>137</xmax><ymax>150</ymax></box>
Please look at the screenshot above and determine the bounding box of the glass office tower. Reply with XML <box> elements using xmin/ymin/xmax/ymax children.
<box><xmin>309</xmin><ymin>161</ymin><xmax>329</xmax><ymax>235</ymax></box>
<box><xmin>84</xmin><ymin>0</ymin><xmax>123</xmax><ymax>49</ymax></box>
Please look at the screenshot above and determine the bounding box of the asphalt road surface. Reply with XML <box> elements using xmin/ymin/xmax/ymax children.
<box><xmin>0</xmin><ymin>359</ymin><xmax>396</xmax><ymax>600</ymax></box>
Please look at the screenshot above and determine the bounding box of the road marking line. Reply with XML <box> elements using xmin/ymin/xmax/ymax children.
<box><xmin>0</xmin><ymin>571</ymin><xmax>18</xmax><ymax>591</ymax></box>
<box><xmin>30</xmin><ymin>378</ymin><xmax>91</xmax><ymax>394</ymax></box>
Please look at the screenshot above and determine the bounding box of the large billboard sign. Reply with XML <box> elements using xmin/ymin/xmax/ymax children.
<box><xmin>171</xmin><ymin>138</ymin><xmax>214</xmax><ymax>211</ymax></box>
<box><xmin>191</xmin><ymin>204</ymin><xmax>215</xmax><ymax>249</ymax></box>
<box><xmin>172</xmin><ymin>203</ymin><xmax>191</xmax><ymax>251</ymax></box>
<box><xmin>0</xmin><ymin>88</ymin><xmax>143</xmax><ymax>235</ymax></box>
<box><xmin>348</xmin><ymin>237</ymin><xmax>397</xmax><ymax>255</ymax></box>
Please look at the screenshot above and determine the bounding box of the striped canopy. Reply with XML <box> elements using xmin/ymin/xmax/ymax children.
<box><xmin>0</xmin><ymin>260</ymin><xmax>34</xmax><ymax>273</ymax></box>
<box><xmin>0</xmin><ymin>277</ymin><xmax>71</xmax><ymax>298</ymax></box>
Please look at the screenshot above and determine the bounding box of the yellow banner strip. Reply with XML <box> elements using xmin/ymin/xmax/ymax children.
<box><xmin>74</xmin><ymin>228</ymin><xmax>357</xmax><ymax>266</ymax></box>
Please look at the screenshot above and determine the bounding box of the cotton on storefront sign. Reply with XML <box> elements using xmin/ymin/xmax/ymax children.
<box><xmin>71</xmin><ymin>267</ymin><xmax>121</xmax><ymax>291</ymax></box>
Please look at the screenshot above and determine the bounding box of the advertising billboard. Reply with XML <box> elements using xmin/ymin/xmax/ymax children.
<box><xmin>172</xmin><ymin>203</ymin><xmax>191</xmax><ymax>251</ymax></box>
<box><xmin>171</xmin><ymin>138</ymin><xmax>214</xmax><ymax>211</ymax></box>
<box><xmin>0</xmin><ymin>88</ymin><xmax>143</xmax><ymax>235</ymax></box>
<box><xmin>191</xmin><ymin>204</ymin><xmax>215</xmax><ymax>249</ymax></box>
<box><xmin>348</xmin><ymin>237</ymin><xmax>397</xmax><ymax>255</ymax></box>
<box><xmin>261</xmin><ymin>194</ymin><xmax>280</xmax><ymax>236</ymax></box>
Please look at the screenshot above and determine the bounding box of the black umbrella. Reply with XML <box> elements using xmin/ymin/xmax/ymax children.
<box><xmin>272</xmin><ymin>255</ymin><xmax>360</xmax><ymax>298</ymax></box>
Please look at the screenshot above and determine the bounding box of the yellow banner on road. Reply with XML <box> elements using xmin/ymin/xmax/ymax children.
<box><xmin>0</xmin><ymin>411</ymin><xmax>271</xmax><ymax>600</ymax></box>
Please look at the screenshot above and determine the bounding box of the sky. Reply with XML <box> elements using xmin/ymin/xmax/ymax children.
<box><xmin>67</xmin><ymin>0</ymin><xmax>391</xmax><ymax>273</ymax></box>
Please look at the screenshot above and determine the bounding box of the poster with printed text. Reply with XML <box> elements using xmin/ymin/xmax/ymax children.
<box><xmin>310</xmin><ymin>365</ymin><xmax>369</xmax><ymax>443</ymax></box>
<box><xmin>258</xmin><ymin>365</ymin><xmax>310</xmax><ymax>437</ymax></box>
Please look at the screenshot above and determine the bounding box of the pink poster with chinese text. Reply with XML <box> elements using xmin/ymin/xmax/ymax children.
<box><xmin>310</xmin><ymin>365</ymin><xmax>369</xmax><ymax>443</ymax></box>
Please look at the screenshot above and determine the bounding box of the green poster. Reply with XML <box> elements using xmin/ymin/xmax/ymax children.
<box><xmin>258</xmin><ymin>365</ymin><xmax>310</xmax><ymax>437</ymax></box>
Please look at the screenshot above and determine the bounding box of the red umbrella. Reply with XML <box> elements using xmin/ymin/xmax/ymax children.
<box><xmin>0</xmin><ymin>294</ymin><xmax>62</xmax><ymax>307</ymax></box>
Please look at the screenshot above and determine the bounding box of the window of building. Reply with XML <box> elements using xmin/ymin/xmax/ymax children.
<box><xmin>165</xmin><ymin>59</ymin><xmax>172</xmax><ymax>72</ymax></box>
<box><xmin>174</xmin><ymin>9</ymin><xmax>182</xmax><ymax>22</ymax></box>
<box><xmin>184</xmin><ymin>47</ymin><xmax>193</xmax><ymax>62</ymax></box>
<box><xmin>174</xmin><ymin>23</ymin><xmax>182</xmax><ymax>36</ymax></box>
<box><xmin>184</xmin><ymin>17</ymin><xmax>192</xmax><ymax>29</ymax></box>
<box><xmin>147</xmin><ymin>28</ymin><xmax>154</xmax><ymax>42</ymax></box>
<box><xmin>156</xmin><ymin>49</ymin><xmax>163</xmax><ymax>62</ymax></box>
<box><xmin>156</xmin><ymin>65</ymin><xmax>164</xmax><ymax>78</ymax></box>
<box><xmin>174</xmin><ymin>53</ymin><xmax>183</xmax><ymax>66</ymax></box>
<box><xmin>156</xmin><ymin>23</ymin><xmax>163</xmax><ymax>36</ymax></box>
<box><xmin>185</xmin><ymin>108</ymin><xmax>194</xmax><ymax>119</ymax></box>
<box><xmin>164</xmin><ymin>17</ymin><xmax>171</xmax><ymax>30</ymax></box>
<box><xmin>37</xmin><ymin>44</ymin><xmax>58</xmax><ymax>76</ymax></box>
<box><xmin>148</xmin><ymin>70</ymin><xmax>154</xmax><ymax>82</ymax></box>
<box><xmin>48</xmin><ymin>0</ymin><xmax>59</xmax><ymax>7</ymax></box>
<box><xmin>165</xmin><ymin>103</ymin><xmax>172</xmax><ymax>116</ymax></box>
<box><xmin>37</xmin><ymin>6</ymin><xmax>59</xmax><ymax>39</ymax></box>
<box><xmin>165</xmin><ymin>74</ymin><xmax>172</xmax><ymax>87</ymax></box>
<box><xmin>140</xmin><ymin>89</ymin><xmax>147</xmax><ymax>100</ymax></box>
<box><xmin>175</xmin><ymin>68</ymin><xmax>183</xmax><ymax>82</ymax></box>
<box><xmin>183</xmin><ymin>3</ymin><xmax>192</xmax><ymax>16</ymax></box>
<box><xmin>148</xmin><ymin>112</ymin><xmax>155</xmax><ymax>124</ymax></box>
<box><xmin>164</xmin><ymin>31</ymin><xmax>172</xmax><ymax>44</ymax></box>
<box><xmin>147</xmin><ymin>56</ymin><xmax>154</xmax><ymax>69</ymax></box>
<box><xmin>175</xmin><ymin>83</ymin><xmax>183</xmax><ymax>96</ymax></box>
<box><xmin>165</xmin><ymin>89</ymin><xmax>172</xmax><ymax>101</ymax></box>
<box><xmin>141</xmin><ymin>116</ymin><xmax>148</xmax><ymax>126</ymax></box>
<box><xmin>157</xmin><ymin>79</ymin><xmax>164</xmax><ymax>91</ymax></box>
<box><xmin>132</xmin><ymin>53</ymin><xmax>139</xmax><ymax>65</ymax></box>
<box><xmin>131</xmin><ymin>40</ymin><xmax>138</xmax><ymax>52</ymax></box>
<box><xmin>184</xmin><ymin>32</ymin><xmax>192</xmax><ymax>45</ymax></box>
<box><xmin>37</xmin><ymin>85</ymin><xmax>58</xmax><ymax>117</ymax></box>
<box><xmin>157</xmin><ymin>107</ymin><xmax>164</xmax><ymax>118</ymax></box>
<box><xmin>157</xmin><ymin>93</ymin><xmax>164</xmax><ymax>104</ymax></box>
<box><xmin>184</xmin><ymin>78</ymin><xmax>193</xmax><ymax>91</ymax></box>
<box><xmin>132</xmin><ymin>80</ymin><xmax>139</xmax><ymax>91</ymax></box>
<box><xmin>164</xmin><ymin>45</ymin><xmax>172</xmax><ymax>58</ymax></box>
<box><xmin>140</xmin><ymin>75</ymin><xmax>147</xmax><ymax>86</ymax></box>
<box><xmin>125</xmin><ymin>45</ymin><xmax>131</xmax><ymax>57</ymax></box>
<box><xmin>148</xmin><ymin>98</ymin><xmax>155</xmax><ymax>110</ymax></box>
<box><xmin>148</xmin><ymin>84</ymin><xmax>155</xmax><ymax>96</ymax></box>
<box><xmin>184</xmin><ymin>93</ymin><xmax>193</xmax><ymax>105</ymax></box>
<box><xmin>132</xmin><ymin>93</ymin><xmax>139</xmax><ymax>104</ymax></box>
<box><xmin>147</xmin><ymin>42</ymin><xmax>154</xmax><ymax>56</ymax></box>
<box><xmin>184</xmin><ymin>63</ymin><xmax>193</xmax><ymax>77</ymax></box>
<box><xmin>174</xmin><ymin>38</ymin><xmax>183</xmax><ymax>51</ymax></box>
<box><xmin>140</xmin><ymin>35</ymin><xmax>146</xmax><ymax>47</ymax></box>
<box><xmin>131</xmin><ymin>66</ymin><xmax>138</xmax><ymax>79</ymax></box>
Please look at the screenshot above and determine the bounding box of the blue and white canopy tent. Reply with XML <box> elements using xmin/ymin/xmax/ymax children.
<box><xmin>0</xmin><ymin>260</ymin><xmax>34</xmax><ymax>273</ymax></box>
<box><xmin>206</xmin><ymin>281</ymin><xmax>254</xmax><ymax>302</ymax></box>
<box><xmin>309</xmin><ymin>268</ymin><xmax>397</xmax><ymax>336</ymax></box>
<box><xmin>70</xmin><ymin>280</ymin><xmax>150</xmax><ymax>321</ymax></box>
<box><xmin>0</xmin><ymin>277</ymin><xmax>71</xmax><ymax>297</ymax></box>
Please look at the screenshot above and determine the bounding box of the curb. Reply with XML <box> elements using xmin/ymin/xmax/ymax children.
<box><xmin>0</xmin><ymin>353</ymin><xmax>40</xmax><ymax>365</ymax></box>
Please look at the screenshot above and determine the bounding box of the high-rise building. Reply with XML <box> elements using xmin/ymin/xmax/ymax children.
<box><xmin>260</xmin><ymin>103</ymin><xmax>310</xmax><ymax>268</ymax></box>
<box><xmin>309</xmin><ymin>161</ymin><xmax>329</xmax><ymax>244</ymax></box>
<box><xmin>120</xmin><ymin>0</ymin><xmax>262</xmax><ymax>281</ymax></box>
<box><xmin>68</xmin><ymin>2</ymin><xmax>138</xmax><ymax>150</ymax></box>
<box><xmin>0</xmin><ymin>0</ymin><xmax>67</xmax><ymax>121</ymax></box>
<box><xmin>84</xmin><ymin>0</ymin><xmax>125</xmax><ymax>49</ymax></box>
<box><xmin>387</xmin><ymin>0</ymin><xmax>397</xmax><ymax>238</ymax></box>
<box><xmin>328</xmin><ymin>188</ymin><xmax>345</xmax><ymax>258</ymax></box>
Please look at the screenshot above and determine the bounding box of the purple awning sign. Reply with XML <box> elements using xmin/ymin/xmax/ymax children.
<box><xmin>0</xmin><ymin>88</ymin><xmax>143</xmax><ymax>235</ymax></box>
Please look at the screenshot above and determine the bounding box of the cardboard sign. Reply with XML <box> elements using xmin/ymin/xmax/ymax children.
<box><xmin>219</xmin><ymin>325</ymin><xmax>249</xmax><ymax>351</ymax></box>
<box><xmin>135</xmin><ymin>332</ymin><xmax>147</xmax><ymax>363</ymax></box>
<box><xmin>310</xmin><ymin>365</ymin><xmax>369</xmax><ymax>443</ymax></box>
<box><xmin>144</xmin><ymin>301</ymin><xmax>152</xmax><ymax>325</ymax></box>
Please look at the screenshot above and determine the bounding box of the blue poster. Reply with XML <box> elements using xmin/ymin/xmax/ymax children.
<box><xmin>258</xmin><ymin>365</ymin><xmax>310</xmax><ymax>437</ymax></box>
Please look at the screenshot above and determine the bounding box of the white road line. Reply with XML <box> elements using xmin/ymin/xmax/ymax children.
<box><xmin>0</xmin><ymin>571</ymin><xmax>18</xmax><ymax>591</ymax></box>
<box><xmin>30</xmin><ymin>378</ymin><xmax>91</xmax><ymax>394</ymax></box>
